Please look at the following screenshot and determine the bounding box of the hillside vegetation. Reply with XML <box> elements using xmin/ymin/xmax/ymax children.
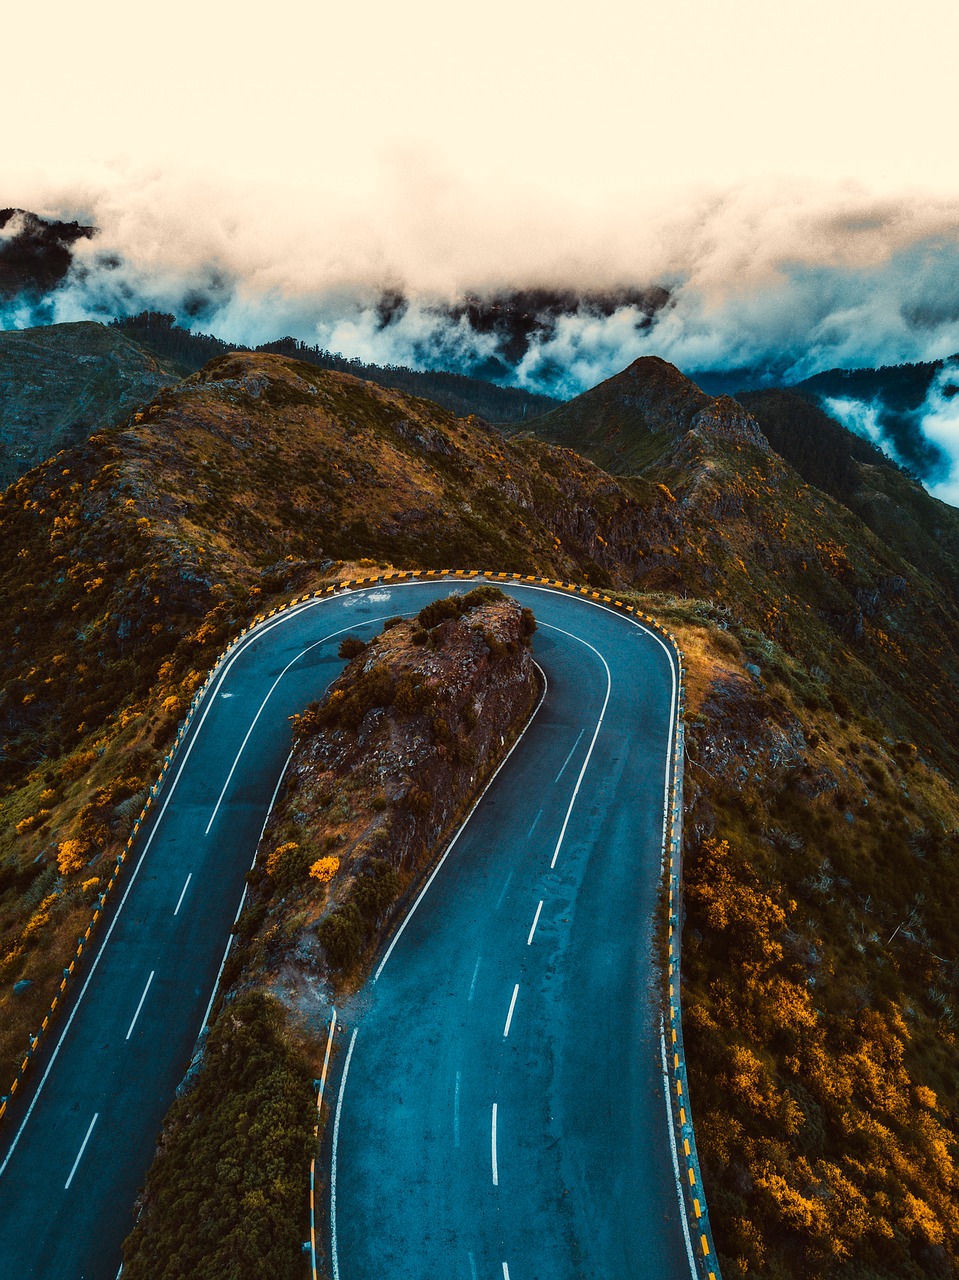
<box><xmin>1</xmin><ymin>350</ymin><xmax>958</xmax><ymax>1277</ymax></box>
<box><xmin>0</xmin><ymin>322</ymin><xmax>180</xmax><ymax>487</ymax></box>
<box><xmin>0</xmin><ymin>351</ymin><xmax>654</xmax><ymax>1082</ymax></box>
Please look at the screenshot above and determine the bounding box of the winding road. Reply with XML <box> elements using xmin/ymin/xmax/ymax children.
<box><xmin>0</xmin><ymin>578</ymin><xmax>693</xmax><ymax>1280</ymax></box>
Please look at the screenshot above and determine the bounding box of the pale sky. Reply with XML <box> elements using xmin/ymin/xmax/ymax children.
<box><xmin>9</xmin><ymin>0</ymin><xmax>959</xmax><ymax>202</ymax></box>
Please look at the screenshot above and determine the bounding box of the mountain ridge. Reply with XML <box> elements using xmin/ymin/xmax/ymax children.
<box><xmin>1</xmin><ymin>350</ymin><xmax>958</xmax><ymax>1278</ymax></box>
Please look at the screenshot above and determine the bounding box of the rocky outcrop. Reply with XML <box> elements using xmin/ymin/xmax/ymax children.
<box><xmin>234</xmin><ymin>588</ymin><xmax>539</xmax><ymax>1001</ymax></box>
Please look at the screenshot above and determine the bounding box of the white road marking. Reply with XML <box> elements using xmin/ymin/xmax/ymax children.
<box><xmin>661</xmin><ymin>1024</ymin><xmax>698</xmax><ymax>1279</ymax></box>
<box><xmin>0</xmin><ymin>603</ymin><xmax>322</xmax><ymax>1180</ymax></box>
<box><xmin>64</xmin><ymin>1113</ymin><xmax>98</xmax><ymax>1190</ymax></box>
<box><xmin>454</xmin><ymin>1070</ymin><xmax>461</xmax><ymax>1148</ymax></box>
<box><xmin>468</xmin><ymin>956</ymin><xmax>482</xmax><ymax>1003</ymax></box>
<box><xmin>200</xmin><ymin>751</ymin><xmax>294</xmax><ymax>1034</ymax></box>
<box><xmin>372</xmin><ymin>664</ymin><xmax>548</xmax><ymax>983</ymax></box>
<box><xmin>491</xmin><ymin>1102</ymin><xmax>499</xmax><ymax>1186</ymax></box>
<box><xmin>318</xmin><ymin>1009</ymin><xmax>337</xmax><ymax>1109</ymax></box>
<box><xmin>503</xmin><ymin>984</ymin><xmax>520</xmax><ymax>1038</ymax></box>
<box><xmin>173</xmin><ymin>872</ymin><xmax>192</xmax><ymax>917</ymax></box>
<box><xmin>495</xmin><ymin>870</ymin><xmax>513</xmax><ymax>911</ymax></box>
<box><xmin>554</xmin><ymin>728</ymin><xmax>585</xmax><ymax>783</ymax></box>
<box><xmin>204</xmin><ymin>611</ymin><xmax>402</xmax><ymax>835</ymax></box>
<box><xmin>310</xmin><ymin>1010</ymin><xmax>337</xmax><ymax>1279</ymax></box>
<box><xmin>527</xmin><ymin>807</ymin><xmax>543</xmax><ymax>838</ymax></box>
<box><xmin>527</xmin><ymin>900</ymin><xmax>543</xmax><ymax>945</ymax></box>
<box><xmin>125</xmin><ymin>970</ymin><xmax>154</xmax><ymax>1041</ymax></box>
<box><xmin>538</xmin><ymin>623</ymin><xmax>612</xmax><ymax>870</ymax></box>
<box><xmin>330</xmin><ymin>1028</ymin><xmax>359</xmax><ymax>1280</ymax></box>
<box><xmin>502</xmin><ymin>1265</ymin><xmax>511</xmax><ymax>1280</ymax></box>
<box><xmin>468</xmin><ymin>1252</ymin><xmax>478</xmax><ymax>1280</ymax></box>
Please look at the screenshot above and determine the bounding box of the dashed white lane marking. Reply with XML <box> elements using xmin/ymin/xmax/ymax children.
<box><xmin>527</xmin><ymin>807</ymin><xmax>543</xmax><ymax>838</ymax></box>
<box><xmin>64</xmin><ymin>1113</ymin><xmax>98</xmax><ymax>1190</ymax></box>
<box><xmin>495</xmin><ymin>870</ymin><xmax>513</xmax><ymax>911</ymax></box>
<box><xmin>454</xmin><ymin>1070</ymin><xmax>461</xmax><ymax>1148</ymax></box>
<box><xmin>554</xmin><ymin>728</ymin><xmax>585</xmax><ymax>784</ymax></box>
<box><xmin>173</xmin><ymin>872</ymin><xmax>192</xmax><ymax>917</ymax></box>
<box><xmin>199</xmin><ymin>752</ymin><xmax>294</xmax><ymax>1036</ymax></box>
<box><xmin>468</xmin><ymin>956</ymin><xmax>482</xmax><ymax>1004</ymax></box>
<box><xmin>468</xmin><ymin>1251</ymin><xmax>478</xmax><ymax>1280</ymax></box>
<box><xmin>125</xmin><ymin>970</ymin><xmax>155</xmax><ymax>1041</ymax></box>
<box><xmin>502</xmin><ymin>1265</ymin><xmax>511</xmax><ymax>1280</ymax></box>
<box><xmin>503</xmin><ymin>984</ymin><xmax>519</xmax><ymax>1038</ymax></box>
<box><xmin>491</xmin><ymin>1102</ymin><xmax>499</xmax><ymax>1186</ymax></box>
<box><xmin>527</xmin><ymin>900</ymin><xmax>543</xmax><ymax>946</ymax></box>
<box><xmin>0</xmin><ymin>600</ymin><xmax>322</xmax><ymax>1183</ymax></box>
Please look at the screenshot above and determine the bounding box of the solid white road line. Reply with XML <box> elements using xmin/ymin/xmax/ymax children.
<box><xmin>372</xmin><ymin>665</ymin><xmax>549</xmax><ymax>983</ymax></box>
<box><xmin>661</xmin><ymin>1025</ymin><xmax>698</xmax><ymax>1280</ymax></box>
<box><xmin>64</xmin><ymin>1113</ymin><xmax>98</xmax><ymax>1191</ymax></box>
<box><xmin>468</xmin><ymin>956</ymin><xmax>481</xmax><ymax>1003</ymax></box>
<box><xmin>173</xmin><ymin>873</ymin><xmax>192</xmax><ymax>917</ymax></box>
<box><xmin>125</xmin><ymin>971</ymin><xmax>154</xmax><ymax>1041</ymax></box>
<box><xmin>554</xmin><ymin>728</ymin><xmax>585</xmax><ymax>784</ymax></box>
<box><xmin>527</xmin><ymin>900</ymin><xmax>543</xmax><ymax>946</ymax></box>
<box><xmin>318</xmin><ymin>1010</ymin><xmax>337</xmax><ymax>1110</ymax></box>
<box><xmin>330</xmin><ymin>1028</ymin><xmax>359</xmax><ymax>1280</ymax></box>
<box><xmin>0</xmin><ymin>601</ymin><xmax>322</xmax><ymax>1180</ymax></box>
<box><xmin>503</xmin><ymin>985</ymin><xmax>519</xmax><ymax>1038</ymax></box>
<box><xmin>199</xmin><ymin>751</ymin><xmax>295</xmax><ymax>1035</ymax></box>
<box><xmin>203</xmin><ymin>612</ymin><xmax>400</xmax><ymax>836</ymax></box>
<box><xmin>537</xmin><ymin>623</ymin><xmax>612</xmax><ymax>870</ymax></box>
<box><xmin>491</xmin><ymin>1102</ymin><xmax>499</xmax><ymax>1186</ymax></box>
<box><xmin>310</xmin><ymin>1011</ymin><xmax>338</xmax><ymax>1280</ymax></box>
<box><xmin>454</xmin><ymin>1070</ymin><xmax>461</xmax><ymax>1148</ymax></box>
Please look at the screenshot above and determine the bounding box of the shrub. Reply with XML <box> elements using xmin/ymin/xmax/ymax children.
<box><xmin>404</xmin><ymin>787</ymin><xmax>433</xmax><ymax>816</ymax></box>
<box><xmin>121</xmin><ymin>992</ymin><xmax>314</xmax><ymax>1280</ymax></box>
<box><xmin>317</xmin><ymin>902</ymin><xmax>365</xmax><ymax>968</ymax></box>
<box><xmin>309</xmin><ymin>856</ymin><xmax>340</xmax><ymax>883</ymax></box>
<box><xmin>351</xmin><ymin>859</ymin><xmax>400</xmax><ymax>923</ymax></box>
<box><xmin>337</xmin><ymin>636</ymin><xmax>366</xmax><ymax>660</ymax></box>
<box><xmin>57</xmin><ymin>838</ymin><xmax>91</xmax><ymax>875</ymax></box>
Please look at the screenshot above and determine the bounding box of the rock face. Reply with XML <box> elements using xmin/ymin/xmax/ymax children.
<box><xmin>237</xmin><ymin>588</ymin><xmax>539</xmax><ymax>996</ymax></box>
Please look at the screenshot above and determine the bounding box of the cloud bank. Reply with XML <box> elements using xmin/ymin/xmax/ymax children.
<box><xmin>6</xmin><ymin>169</ymin><xmax>959</xmax><ymax>499</ymax></box>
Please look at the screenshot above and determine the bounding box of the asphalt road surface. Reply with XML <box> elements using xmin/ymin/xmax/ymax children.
<box><xmin>0</xmin><ymin>580</ymin><xmax>692</xmax><ymax>1280</ymax></box>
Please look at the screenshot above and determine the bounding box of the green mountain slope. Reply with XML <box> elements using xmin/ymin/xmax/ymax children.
<box><xmin>739</xmin><ymin>388</ymin><xmax>959</xmax><ymax>599</ymax></box>
<box><xmin>512</xmin><ymin>353</ymin><xmax>712</xmax><ymax>472</ymax></box>
<box><xmin>0</xmin><ymin>322</ymin><xmax>181</xmax><ymax>488</ymax></box>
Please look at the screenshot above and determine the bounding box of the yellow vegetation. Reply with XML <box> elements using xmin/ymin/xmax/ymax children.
<box><xmin>57</xmin><ymin>838</ymin><xmax>91</xmax><ymax>875</ymax></box>
<box><xmin>308</xmin><ymin>856</ymin><xmax>340</xmax><ymax>883</ymax></box>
